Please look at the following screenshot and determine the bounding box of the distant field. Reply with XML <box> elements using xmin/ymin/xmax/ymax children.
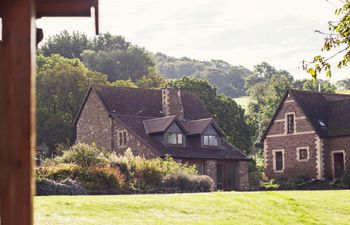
<box><xmin>232</xmin><ymin>96</ymin><xmax>250</xmax><ymax>111</ymax></box>
<box><xmin>35</xmin><ymin>190</ymin><xmax>350</xmax><ymax>225</ymax></box>
<box><xmin>336</xmin><ymin>90</ymin><xmax>350</xmax><ymax>94</ymax></box>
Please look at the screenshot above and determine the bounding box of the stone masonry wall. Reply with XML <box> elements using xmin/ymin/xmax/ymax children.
<box><xmin>76</xmin><ymin>89</ymin><xmax>112</xmax><ymax>150</ymax></box>
<box><xmin>206</xmin><ymin>160</ymin><xmax>217</xmax><ymax>188</ymax></box>
<box><xmin>264</xmin><ymin>97</ymin><xmax>319</xmax><ymax>180</ymax></box>
<box><xmin>236</xmin><ymin>161</ymin><xmax>249</xmax><ymax>191</ymax></box>
<box><xmin>324</xmin><ymin>136</ymin><xmax>350</xmax><ymax>180</ymax></box>
<box><xmin>111</xmin><ymin>119</ymin><xmax>159</xmax><ymax>159</ymax></box>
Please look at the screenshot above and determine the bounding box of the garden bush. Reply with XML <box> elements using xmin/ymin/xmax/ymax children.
<box><xmin>36</xmin><ymin>178</ymin><xmax>87</xmax><ymax>196</ymax></box>
<box><xmin>36</xmin><ymin>144</ymin><xmax>214</xmax><ymax>194</ymax></box>
<box><xmin>162</xmin><ymin>172</ymin><xmax>215</xmax><ymax>192</ymax></box>
<box><xmin>55</xmin><ymin>143</ymin><xmax>110</xmax><ymax>167</ymax></box>
<box><xmin>37</xmin><ymin>164</ymin><xmax>124</xmax><ymax>194</ymax></box>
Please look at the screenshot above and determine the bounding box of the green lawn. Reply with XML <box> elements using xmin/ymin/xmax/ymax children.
<box><xmin>35</xmin><ymin>190</ymin><xmax>350</xmax><ymax>225</ymax></box>
<box><xmin>232</xmin><ymin>96</ymin><xmax>251</xmax><ymax>111</ymax></box>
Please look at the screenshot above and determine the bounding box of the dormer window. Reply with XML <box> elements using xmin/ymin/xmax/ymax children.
<box><xmin>287</xmin><ymin>114</ymin><xmax>294</xmax><ymax>134</ymax></box>
<box><xmin>203</xmin><ymin>135</ymin><xmax>219</xmax><ymax>146</ymax></box>
<box><xmin>166</xmin><ymin>132</ymin><xmax>184</xmax><ymax>145</ymax></box>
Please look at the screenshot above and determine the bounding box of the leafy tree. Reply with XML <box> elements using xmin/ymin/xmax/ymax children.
<box><xmin>36</xmin><ymin>54</ymin><xmax>108</xmax><ymax>153</ymax></box>
<box><xmin>40</xmin><ymin>30</ymin><xmax>89</xmax><ymax>59</ymax></box>
<box><xmin>89</xmin><ymin>33</ymin><xmax>130</xmax><ymax>52</ymax></box>
<box><xmin>245</xmin><ymin>62</ymin><xmax>291</xmax><ymax>95</ymax></box>
<box><xmin>136</xmin><ymin>69</ymin><xmax>168</xmax><ymax>89</ymax></box>
<box><xmin>336</xmin><ymin>78</ymin><xmax>350</xmax><ymax>90</ymax></box>
<box><xmin>81</xmin><ymin>45</ymin><xmax>155</xmax><ymax>82</ymax></box>
<box><xmin>293</xmin><ymin>79</ymin><xmax>336</xmax><ymax>93</ymax></box>
<box><xmin>154</xmin><ymin>53</ymin><xmax>251</xmax><ymax>97</ymax></box>
<box><xmin>171</xmin><ymin>77</ymin><xmax>255</xmax><ymax>153</ymax></box>
<box><xmin>306</xmin><ymin>1</ymin><xmax>350</xmax><ymax>78</ymax></box>
<box><xmin>247</xmin><ymin>63</ymin><xmax>294</xmax><ymax>145</ymax></box>
<box><xmin>111</xmin><ymin>79</ymin><xmax>137</xmax><ymax>88</ymax></box>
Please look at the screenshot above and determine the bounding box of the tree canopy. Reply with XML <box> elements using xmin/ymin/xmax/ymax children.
<box><xmin>36</xmin><ymin>54</ymin><xmax>108</xmax><ymax>153</ymax></box>
<box><xmin>39</xmin><ymin>31</ymin><xmax>155</xmax><ymax>82</ymax></box>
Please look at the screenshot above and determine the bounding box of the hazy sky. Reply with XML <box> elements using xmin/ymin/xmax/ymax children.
<box><xmin>37</xmin><ymin>0</ymin><xmax>350</xmax><ymax>81</ymax></box>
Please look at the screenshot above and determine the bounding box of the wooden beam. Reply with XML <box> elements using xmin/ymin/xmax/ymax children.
<box><xmin>36</xmin><ymin>0</ymin><xmax>95</xmax><ymax>17</ymax></box>
<box><xmin>0</xmin><ymin>0</ymin><xmax>36</xmax><ymax>224</ymax></box>
<box><xmin>36</xmin><ymin>0</ymin><xmax>99</xmax><ymax>34</ymax></box>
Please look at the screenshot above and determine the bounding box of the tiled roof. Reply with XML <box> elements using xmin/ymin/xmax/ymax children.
<box><xmin>182</xmin><ymin>118</ymin><xmax>212</xmax><ymax>135</ymax></box>
<box><xmin>93</xmin><ymin>85</ymin><xmax>211</xmax><ymax>119</ymax></box>
<box><xmin>262</xmin><ymin>89</ymin><xmax>350</xmax><ymax>140</ymax></box>
<box><xmin>111</xmin><ymin>114</ymin><xmax>248</xmax><ymax>160</ymax></box>
<box><xmin>143</xmin><ymin>116</ymin><xmax>177</xmax><ymax>134</ymax></box>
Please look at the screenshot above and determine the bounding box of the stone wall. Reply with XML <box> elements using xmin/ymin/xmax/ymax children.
<box><xmin>324</xmin><ymin>136</ymin><xmax>350</xmax><ymax>180</ymax></box>
<box><xmin>236</xmin><ymin>161</ymin><xmax>249</xmax><ymax>191</ymax></box>
<box><xmin>76</xmin><ymin>89</ymin><xmax>112</xmax><ymax>150</ymax></box>
<box><xmin>264</xmin><ymin>97</ymin><xmax>319</xmax><ymax>180</ymax></box>
<box><xmin>206</xmin><ymin>160</ymin><xmax>217</xmax><ymax>188</ymax></box>
<box><xmin>111</xmin><ymin>118</ymin><xmax>159</xmax><ymax>159</ymax></box>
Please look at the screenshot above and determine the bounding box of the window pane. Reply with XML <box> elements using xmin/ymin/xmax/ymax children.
<box><xmin>299</xmin><ymin>149</ymin><xmax>308</xmax><ymax>160</ymax></box>
<box><xmin>203</xmin><ymin>135</ymin><xmax>209</xmax><ymax>145</ymax></box>
<box><xmin>177</xmin><ymin>134</ymin><xmax>183</xmax><ymax>144</ymax></box>
<box><xmin>287</xmin><ymin>115</ymin><xmax>294</xmax><ymax>134</ymax></box>
<box><xmin>167</xmin><ymin>133</ymin><xmax>177</xmax><ymax>144</ymax></box>
<box><xmin>123</xmin><ymin>131</ymin><xmax>127</xmax><ymax>146</ymax></box>
<box><xmin>275</xmin><ymin>151</ymin><xmax>283</xmax><ymax>171</ymax></box>
<box><xmin>209</xmin><ymin>135</ymin><xmax>218</xmax><ymax>146</ymax></box>
<box><xmin>119</xmin><ymin>132</ymin><xmax>123</xmax><ymax>146</ymax></box>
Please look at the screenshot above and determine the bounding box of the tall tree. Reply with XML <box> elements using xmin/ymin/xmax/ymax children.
<box><xmin>81</xmin><ymin>45</ymin><xmax>155</xmax><ymax>82</ymax></box>
<box><xmin>246</xmin><ymin>63</ymin><xmax>294</xmax><ymax>145</ymax></box>
<box><xmin>36</xmin><ymin>54</ymin><xmax>108</xmax><ymax>153</ymax></box>
<box><xmin>171</xmin><ymin>77</ymin><xmax>255</xmax><ymax>154</ymax></box>
<box><xmin>40</xmin><ymin>30</ymin><xmax>89</xmax><ymax>59</ymax></box>
<box><xmin>336</xmin><ymin>78</ymin><xmax>350</xmax><ymax>90</ymax></box>
<box><xmin>293</xmin><ymin>79</ymin><xmax>336</xmax><ymax>93</ymax></box>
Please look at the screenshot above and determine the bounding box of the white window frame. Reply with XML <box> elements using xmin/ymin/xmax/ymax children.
<box><xmin>165</xmin><ymin>132</ymin><xmax>184</xmax><ymax>145</ymax></box>
<box><xmin>273</xmin><ymin>149</ymin><xmax>285</xmax><ymax>173</ymax></box>
<box><xmin>202</xmin><ymin>134</ymin><xmax>219</xmax><ymax>147</ymax></box>
<box><xmin>296</xmin><ymin>146</ymin><xmax>310</xmax><ymax>162</ymax></box>
<box><xmin>285</xmin><ymin>112</ymin><xmax>296</xmax><ymax>134</ymax></box>
<box><xmin>117</xmin><ymin>130</ymin><xmax>128</xmax><ymax>147</ymax></box>
<box><xmin>331</xmin><ymin>150</ymin><xmax>346</xmax><ymax>180</ymax></box>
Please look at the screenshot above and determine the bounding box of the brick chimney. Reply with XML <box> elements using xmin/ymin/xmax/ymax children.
<box><xmin>162</xmin><ymin>88</ymin><xmax>184</xmax><ymax>119</ymax></box>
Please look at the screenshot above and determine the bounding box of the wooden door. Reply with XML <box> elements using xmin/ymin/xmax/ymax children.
<box><xmin>333</xmin><ymin>152</ymin><xmax>345</xmax><ymax>179</ymax></box>
<box><xmin>216</xmin><ymin>162</ymin><xmax>236</xmax><ymax>190</ymax></box>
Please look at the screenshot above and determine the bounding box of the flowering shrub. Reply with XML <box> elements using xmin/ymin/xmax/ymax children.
<box><xmin>36</xmin><ymin>144</ymin><xmax>214</xmax><ymax>194</ymax></box>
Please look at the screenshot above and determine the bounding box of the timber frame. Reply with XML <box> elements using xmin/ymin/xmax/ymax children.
<box><xmin>0</xmin><ymin>0</ymin><xmax>98</xmax><ymax>224</ymax></box>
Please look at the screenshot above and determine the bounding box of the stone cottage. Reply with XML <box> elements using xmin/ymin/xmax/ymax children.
<box><xmin>75</xmin><ymin>85</ymin><xmax>249</xmax><ymax>190</ymax></box>
<box><xmin>262</xmin><ymin>89</ymin><xmax>350</xmax><ymax>181</ymax></box>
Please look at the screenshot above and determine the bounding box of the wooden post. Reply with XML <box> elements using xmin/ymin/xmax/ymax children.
<box><xmin>0</xmin><ymin>0</ymin><xmax>36</xmax><ymax>224</ymax></box>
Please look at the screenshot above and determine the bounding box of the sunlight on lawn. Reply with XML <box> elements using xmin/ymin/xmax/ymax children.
<box><xmin>35</xmin><ymin>190</ymin><xmax>350</xmax><ymax>225</ymax></box>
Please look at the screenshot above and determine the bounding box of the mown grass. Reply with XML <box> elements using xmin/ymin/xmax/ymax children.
<box><xmin>35</xmin><ymin>190</ymin><xmax>350</xmax><ymax>225</ymax></box>
<box><xmin>336</xmin><ymin>89</ymin><xmax>350</xmax><ymax>94</ymax></box>
<box><xmin>232</xmin><ymin>96</ymin><xmax>251</xmax><ymax>111</ymax></box>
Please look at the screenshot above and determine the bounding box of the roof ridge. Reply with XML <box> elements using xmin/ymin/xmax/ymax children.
<box><xmin>288</xmin><ymin>88</ymin><xmax>350</xmax><ymax>97</ymax></box>
<box><xmin>182</xmin><ymin>118</ymin><xmax>213</xmax><ymax>123</ymax></box>
<box><xmin>111</xmin><ymin>113</ymin><xmax>157</xmax><ymax>119</ymax></box>
<box><xmin>143</xmin><ymin>115</ymin><xmax>176</xmax><ymax>121</ymax></box>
